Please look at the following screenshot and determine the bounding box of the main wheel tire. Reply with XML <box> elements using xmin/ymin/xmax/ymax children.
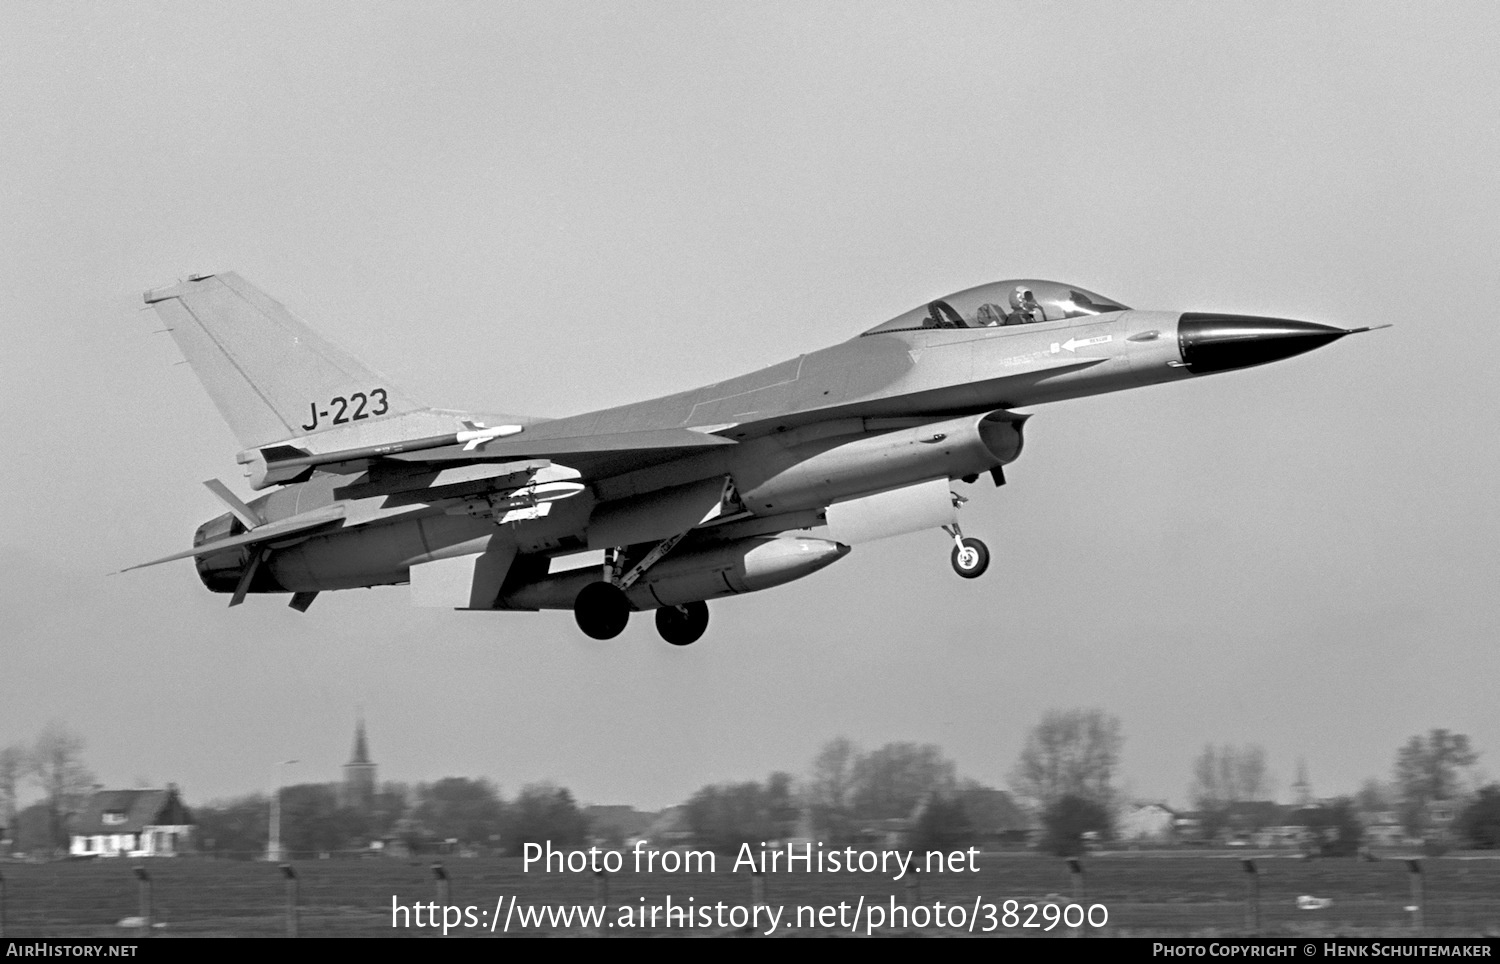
<box><xmin>950</xmin><ymin>537</ymin><xmax>990</xmax><ymax>579</ymax></box>
<box><xmin>655</xmin><ymin>601</ymin><xmax>709</xmax><ymax>646</ymax></box>
<box><xmin>574</xmin><ymin>581</ymin><xmax>631</xmax><ymax>639</ymax></box>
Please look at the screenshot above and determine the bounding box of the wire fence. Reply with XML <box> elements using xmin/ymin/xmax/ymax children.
<box><xmin>1</xmin><ymin>851</ymin><xmax>1497</xmax><ymax>938</ymax></box>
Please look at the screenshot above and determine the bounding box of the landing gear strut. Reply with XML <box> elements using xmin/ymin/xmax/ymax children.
<box><xmin>655</xmin><ymin>601</ymin><xmax>709</xmax><ymax>646</ymax></box>
<box><xmin>574</xmin><ymin>581</ymin><xmax>631</xmax><ymax>639</ymax></box>
<box><xmin>943</xmin><ymin>522</ymin><xmax>990</xmax><ymax>579</ymax></box>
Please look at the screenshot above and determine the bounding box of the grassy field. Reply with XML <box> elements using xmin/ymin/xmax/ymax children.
<box><xmin>2</xmin><ymin>850</ymin><xmax>1497</xmax><ymax>937</ymax></box>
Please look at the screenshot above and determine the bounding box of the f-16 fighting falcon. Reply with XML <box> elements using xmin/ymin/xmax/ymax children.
<box><xmin>129</xmin><ymin>273</ymin><xmax>1382</xmax><ymax>645</ymax></box>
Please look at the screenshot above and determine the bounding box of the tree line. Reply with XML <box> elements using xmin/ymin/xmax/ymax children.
<box><xmin>4</xmin><ymin>718</ymin><xmax>1498</xmax><ymax>858</ymax></box>
<box><xmin>1178</xmin><ymin>729</ymin><xmax>1495</xmax><ymax>853</ymax></box>
<box><xmin>194</xmin><ymin>778</ymin><xmax>589</xmax><ymax>858</ymax></box>
<box><xmin>688</xmin><ymin>739</ymin><xmax>971</xmax><ymax>854</ymax></box>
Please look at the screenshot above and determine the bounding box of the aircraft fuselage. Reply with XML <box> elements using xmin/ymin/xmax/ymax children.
<box><xmin>142</xmin><ymin>272</ymin><xmax>1371</xmax><ymax>639</ymax></box>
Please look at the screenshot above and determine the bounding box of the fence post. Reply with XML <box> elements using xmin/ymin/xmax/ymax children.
<box><xmin>133</xmin><ymin>867</ymin><xmax>152</xmax><ymax>936</ymax></box>
<box><xmin>593</xmin><ymin>868</ymin><xmax>609</xmax><ymax>909</ymax></box>
<box><xmin>281</xmin><ymin>863</ymin><xmax>299</xmax><ymax>938</ymax></box>
<box><xmin>432</xmin><ymin>863</ymin><xmax>450</xmax><ymax>907</ymax></box>
<box><xmin>1405</xmin><ymin>859</ymin><xmax>1424</xmax><ymax>932</ymax></box>
<box><xmin>1241</xmin><ymin>859</ymin><xmax>1260</xmax><ymax>934</ymax></box>
<box><xmin>1067</xmin><ymin>859</ymin><xmax>1085</xmax><ymax>937</ymax></box>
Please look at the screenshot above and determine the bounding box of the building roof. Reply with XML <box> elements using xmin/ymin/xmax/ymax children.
<box><xmin>71</xmin><ymin>787</ymin><xmax>193</xmax><ymax>836</ymax></box>
<box><xmin>1224</xmin><ymin>800</ymin><xmax>1284</xmax><ymax>829</ymax></box>
<box><xmin>955</xmin><ymin>787</ymin><xmax>1035</xmax><ymax>833</ymax></box>
<box><xmin>1129</xmin><ymin>802</ymin><xmax>1178</xmax><ymax>816</ymax></box>
<box><xmin>645</xmin><ymin>806</ymin><xmax>691</xmax><ymax>839</ymax></box>
<box><xmin>584</xmin><ymin>805</ymin><xmax>657</xmax><ymax>839</ymax></box>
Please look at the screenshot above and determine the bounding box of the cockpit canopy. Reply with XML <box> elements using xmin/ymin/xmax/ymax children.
<box><xmin>862</xmin><ymin>279</ymin><xmax>1129</xmax><ymax>335</ymax></box>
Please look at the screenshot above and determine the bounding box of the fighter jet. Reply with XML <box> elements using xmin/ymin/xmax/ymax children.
<box><xmin>129</xmin><ymin>273</ymin><xmax>1381</xmax><ymax>645</ymax></box>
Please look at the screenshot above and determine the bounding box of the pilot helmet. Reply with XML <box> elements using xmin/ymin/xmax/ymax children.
<box><xmin>1009</xmin><ymin>286</ymin><xmax>1036</xmax><ymax>311</ymax></box>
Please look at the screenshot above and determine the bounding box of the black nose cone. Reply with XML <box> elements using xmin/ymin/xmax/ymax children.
<box><xmin>1177</xmin><ymin>313</ymin><xmax>1355</xmax><ymax>375</ymax></box>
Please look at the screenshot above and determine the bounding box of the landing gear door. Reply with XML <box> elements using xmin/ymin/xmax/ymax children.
<box><xmin>825</xmin><ymin>478</ymin><xmax>957</xmax><ymax>545</ymax></box>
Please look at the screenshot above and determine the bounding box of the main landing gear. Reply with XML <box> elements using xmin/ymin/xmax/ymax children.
<box><xmin>573</xmin><ymin>585</ymin><xmax>711</xmax><ymax>646</ymax></box>
<box><xmin>573</xmin><ymin>542</ymin><xmax>711</xmax><ymax>645</ymax></box>
<box><xmin>655</xmin><ymin>601</ymin><xmax>709</xmax><ymax>646</ymax></box>
<box><xmin>574</xmin><ymin>581</ymin><xmax>631</xmax><ymax>640</ymax></box>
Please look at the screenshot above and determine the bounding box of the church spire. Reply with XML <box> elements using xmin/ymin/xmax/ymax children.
<box><xmin>1292</xmin><ymin>758</ymin><xmax>1312</xmax><ymax>806</ymax></box>
<box><xmin>342</xmin><ymin>712</ymin><xmax>377</xmax><ymax>811</ymax></box>
<box><xmin>349</xmin><ymin>713</ymin><xmax>371</xmax><ymax>766</ymax></box>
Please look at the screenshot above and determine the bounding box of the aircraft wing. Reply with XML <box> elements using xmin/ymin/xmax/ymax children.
<box><xmin>123</xmin><ymin>504</ymin><xmax>348</xmax><ymax>571</ymax></box>
<box><xmin>253</xmin><ymin>425</ymin><xmax>738</xmax><ymax>485</ymax></box>
<box><xmin>388</xmin><ymin>426</ymin><xmax>737</xmax><ymax>464</ymax></box>
<box><xmin>394</xmin><ymin>426</ymin><xmax>740</xmax><ymax>481</ymax></box>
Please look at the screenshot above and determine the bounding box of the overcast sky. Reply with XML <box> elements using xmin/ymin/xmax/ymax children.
<box><xmin>3</xmin><ymin>1</ymin><xmax>1497</xmax><ymax>813</ymax></box>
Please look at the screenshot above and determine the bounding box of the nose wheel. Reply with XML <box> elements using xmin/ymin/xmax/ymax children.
<box><xmin>943</xmin><ymin>523</ymin><xmax>990</xmax><ymax>579</ymax></box>
<box><xmin>655</xmin><ymin>601</ymin><xmax>709</xmax><ymax>646</ymax></box>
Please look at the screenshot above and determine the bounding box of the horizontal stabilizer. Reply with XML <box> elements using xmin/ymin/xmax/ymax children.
<box><xmin>123</xmin><ymin>504</ymin><xmax>347</xmax><ymax>571</ymax></box>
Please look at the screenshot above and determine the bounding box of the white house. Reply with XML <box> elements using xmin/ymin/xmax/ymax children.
<box><xmin>70</xmin><ymin>786</ymin><xmax>195</xmax><ymax>858</ymax></box>
<box><xmin>1118</xmin><ymin>803</ymin><xmax>1177</xmax><ymax>844</ymax></box>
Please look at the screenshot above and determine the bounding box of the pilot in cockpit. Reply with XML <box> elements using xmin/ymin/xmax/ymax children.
<box><xmin>1007</xmin><ymin>286</ymin><xmax>1043</xmax><ymax>325</ymax></box>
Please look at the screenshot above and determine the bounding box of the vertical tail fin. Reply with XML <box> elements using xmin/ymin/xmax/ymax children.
<box><xmin>144</xmin><ymin>272</ymin><xmax>424</xmax><ymax>449</ymax></box>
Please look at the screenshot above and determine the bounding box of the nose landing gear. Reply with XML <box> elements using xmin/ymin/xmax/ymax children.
<box><xmin>942</xmin><ymin>522</ymin><xmax>990</xmax><ymax>579</ymax></box>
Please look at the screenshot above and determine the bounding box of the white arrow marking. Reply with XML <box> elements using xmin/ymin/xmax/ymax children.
<box><xmin>1062</xmin><ymin>334</ymin><xmax>1113</xmax><ymax>352</ymax></box>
